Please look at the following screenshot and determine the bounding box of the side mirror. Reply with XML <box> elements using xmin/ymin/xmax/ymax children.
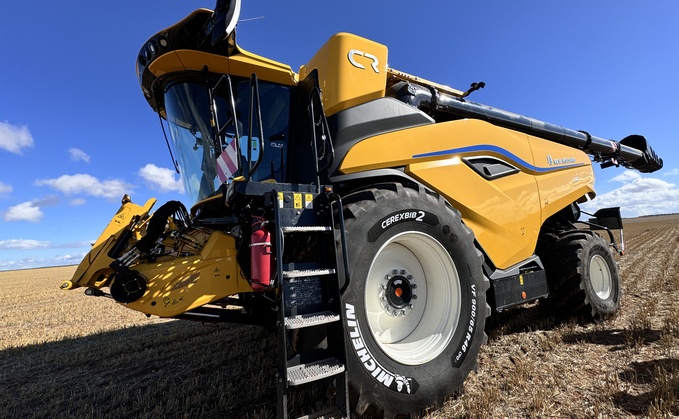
<box><xmin>589</xmin><ymin>207</ymin><xmax>623</xmax><ymax>230</ymax></box>
<box><xmin>211</xmin><ymin>0</ymin><xmax>241</xmax><ymax>46</ymax></box>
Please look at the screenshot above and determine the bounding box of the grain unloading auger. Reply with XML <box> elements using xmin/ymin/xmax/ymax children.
<box><xmin>60</xmin><ymin>1</ymin><xmax>662</xmax><ymax>417</ymax></box>
<box><xmin>388</xmin><ymin>79</ymin><xmax>662</xmax><ymax>173</ymax></box>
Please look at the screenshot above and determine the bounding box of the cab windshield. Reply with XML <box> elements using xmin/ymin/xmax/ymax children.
<box><xmin>163</xmin><ymin>76</ymin><xmax>290</xmax><ymax>204</ymax></box>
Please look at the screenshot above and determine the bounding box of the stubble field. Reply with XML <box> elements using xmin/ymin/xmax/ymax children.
<box><xmin>1</xmin><ymin>215</ymin><xmax>678</xmax><ymax>418</ymax></box>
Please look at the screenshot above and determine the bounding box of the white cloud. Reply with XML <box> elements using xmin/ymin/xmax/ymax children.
<box><xmin>70</xmin><ymin>198</ymin><xmax>86</xmax><ymax>206</ymax></box>
<box><xmin>0</xmin><ymin>121</ymin><xmax>34</xmax><ymax>154</ymax></box>
<box><xmin>0</xmin><ymin>252</ymin><xmax>87</xmax><ymax>271</ymax></box>
<box><xmin>664</xmin><ymin>168</ymin><xmax>679</xmax><ymax>176</ymax></box>
<box><xmin>69</xmin><ymin>147</ymin><xmax>91</xmax><ymax>163</ymax></box>
<box><xmin>0</xmin><ymin>239</ymin><xmax>92</xmax><ymax>270</ymax></box>
<box><xmin>0</xmin><ymin>239</ymin><xmax>91</xmax><ymax>250</ymax></box>
<box><xmin>610</xmin><ymin>171</ymin><xmax>641</xmax><ymax>183</ymax></box>
<box><xmin>59</xmin><ymin>241</ymin><xmax>95</xmax><ymax>248</ymax></box>
<box><xmin>34</xmin><ymin>195</ymin><xmax>59</xmax><ymax>207</ymax></box>
<box><xmin>0</xmin><ymin>182</ymin><xmax>11</xmax><ymax>194</ymax></box>
<box><xmin>3</xmin><ymin>201</ymin><xmax>44</xmax><ymax>222</ymax></box>
<box><xmin>35</xmin><ymin>173</ymin><xmax>133</xmax><ymax>200</ymax></box>
<box><xmin>138</xmin><ymin>164</ymin><xmax>184</xmax><ymax>193</ymax></box>
<box><xmin>0</xmin><ymin>239</ymin><xmax>50</xmax><ymax>249</ymax></box>
<box><xmin>52</xmin><ymin>253</ymin><xmax>88</xmax><ymax>263</ymax></box>
<box><xmin>582</xmin><ymin>172</ymin><xmax>679</xmax><ymax>217</ymax></box>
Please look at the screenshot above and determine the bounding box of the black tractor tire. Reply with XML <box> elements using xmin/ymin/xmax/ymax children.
<box><xmin>541</xmin><ymin>232</ymin><xmax>621</xmax><ymax>320</ymax></box>
<box><xmin>339</xmin><ymin>182</ymin><xmax>489</xmax><ymax>418</ymax></box>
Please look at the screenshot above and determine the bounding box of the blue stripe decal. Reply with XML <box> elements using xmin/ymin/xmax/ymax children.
<box><xmin>412</xmin><ymin>144</ymin><xmax>584</xmax><ymax>173</ymax></box>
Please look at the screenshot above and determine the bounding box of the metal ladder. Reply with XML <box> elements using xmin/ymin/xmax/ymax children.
<box><xmin>273</xmin><ymin>188</ymin><xmax>350</xmax><ymax>419</ymax></box>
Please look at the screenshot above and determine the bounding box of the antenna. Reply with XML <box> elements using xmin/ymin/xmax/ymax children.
<box><xmin>238</xmin><ymin>16</ymin><xmax>265</xmax><ymax>23</ymax></box>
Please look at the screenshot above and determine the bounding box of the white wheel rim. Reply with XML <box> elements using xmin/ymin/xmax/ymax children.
<box><xmin>364</xmin><ymin>231</ymin><xmax>461</xmax><ymax>365</ymax></box>
<box><xmin>589</xmin><ymin>254</ymin><xmax>612</xmax><ymax>300</ymax></box>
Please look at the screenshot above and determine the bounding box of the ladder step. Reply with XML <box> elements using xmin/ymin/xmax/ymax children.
<box><xmin>287</xmin><ymin>358</ymin><xmax>345</xmax><ymax>386</ymax></box>
<box><xmin>283</xmin><ymin>268</ymin><xmax>336</xmax><ymax>278</ymax></box>
<box><xmin>284</xmin><ymin>311</ymin><xmax>340</xmax><ymax>329</ymax></box>
<box><xmin>282</xmin><ymin>226</ymin><xmax>332</xmax><ymax>233</ymax></box>
<box><xmin>296</xmin><ymin>407</ymin><xmax>346</xmax><ymax>419</ymax></box>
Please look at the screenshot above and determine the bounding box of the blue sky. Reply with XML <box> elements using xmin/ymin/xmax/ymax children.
<box><xmin>1</xmin><ymin>1</ymin><xmax>677</xmax><ymax>271</ymax></box>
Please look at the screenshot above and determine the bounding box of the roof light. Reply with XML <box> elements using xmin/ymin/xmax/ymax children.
<box><xmin>147</xmin><ymin>41</ymin><xmax>157</xmax><ymax>56</ymax></box>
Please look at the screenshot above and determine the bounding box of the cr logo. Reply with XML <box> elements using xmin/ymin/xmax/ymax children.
<box><xmin>348</xmin><ymin>49</ymin><xmax>379</xmax><ymax>73</ymax></box>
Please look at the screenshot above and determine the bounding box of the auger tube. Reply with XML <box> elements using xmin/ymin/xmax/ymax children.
<box><xmin>387</xmin><ymin>81</ymin><xmax>663</xmax><ymax>173</ymax></box>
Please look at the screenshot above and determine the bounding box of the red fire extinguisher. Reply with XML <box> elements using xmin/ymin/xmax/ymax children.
<box><xmin>250</xmin><ymin>224</ymin><xmax>272</xmax><ymax>290</ymax></box>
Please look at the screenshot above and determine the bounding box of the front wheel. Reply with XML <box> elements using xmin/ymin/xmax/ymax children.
<box><xmin>340</xmin><ymin>183</ymin><xmax>488</xmax><ymax>418</ymax></box>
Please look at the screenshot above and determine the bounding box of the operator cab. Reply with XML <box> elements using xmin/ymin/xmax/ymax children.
<box><xmin>136</xmin><ymin>1</ymin><xmax>330</xmax><ymax>209</ymax></box>
<box><xmin>162</xmin><ymin>74</ymin><xmax>291</xmax><ymax>203</ymax></box>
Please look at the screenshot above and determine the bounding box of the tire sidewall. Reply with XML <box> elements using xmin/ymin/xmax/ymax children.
<box><xmin>341</xmin><ymin>185</ymin><xmax>485</xmax><ymax>412</ymax></box>
<box><xmin>581</xmin><ymin>236</ymin><xmax>621</xmax><ymax>315</ymax></box>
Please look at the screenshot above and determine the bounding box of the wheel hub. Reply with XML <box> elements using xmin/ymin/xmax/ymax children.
<box><xmin>380</xmin><ymin>269</ymin><xmax>417</xmax><ymax>316</ymax></box>
<box><xmin>589</xmin><ymin>254</ymin><xmax>612</xmax><ymax>299</ymax></box>
<box><xmin>364</xmin><ymin>230</ymin><xmax>462</xmax><ymax>365</ymax></box>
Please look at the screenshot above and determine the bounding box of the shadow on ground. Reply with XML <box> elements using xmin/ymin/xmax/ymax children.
<box><xmin>0</xmin><ymin>320</ymin><xmax>290</xmax><ymax>418</ymax></box>
<box><xmin>613</xmin><ymin>358</ymin><xmax>679</xmax><ymax>416</ymax></box>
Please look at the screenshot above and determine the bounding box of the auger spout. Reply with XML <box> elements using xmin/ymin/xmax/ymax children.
<box><xmin>387</xmin><ymin>80</ymin><xmax>663</xmax><ymax>173</ymax></box>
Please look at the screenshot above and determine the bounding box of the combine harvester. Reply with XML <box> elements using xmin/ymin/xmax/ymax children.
<box><xmin>61</xmin><ymin>1</ymin><xmax>663</xmax><ymax>417</ymax></box>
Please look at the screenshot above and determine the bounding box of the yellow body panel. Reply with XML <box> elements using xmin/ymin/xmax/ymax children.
<box><xmin>61</xmin><ymin>197</ymin><xmax>157</xmax><ymax>291</ymax></box>
<box><xmin>528</xmin><ymin>137</ymin><xmax>596</xmax><ymax>220</ymax></box>
<box><xmin>61</xmin><ymin>196</ymin><xmax>252</xmax><ymax>318</ymax></box>
<box><xmin>149</xmin><ymin>49</ymin><xmax>297</xmax><ymax>86</ymax></box>
<box><xmin>228</xmin><ymin>47</ymin><xmax>298</xmax><ymax>85</ymax></box>
<box><xmin>147</xmin><ymin>51</ymin><xmax>188</xmax><ymax>78</ymax></box>
<box><xmin>123</xmin><ymin>232</ymin><xmax>251</xmax><ymax>317</ymax></box>
<box><xmin>339</xmin><ymin>119</ymin><xmax>595</xmax><ymax>269</ymax></box>
<box><xmin>300</xmin><ymin>33</ymin><xmax>388</xmax><ymax>116</ymax></box>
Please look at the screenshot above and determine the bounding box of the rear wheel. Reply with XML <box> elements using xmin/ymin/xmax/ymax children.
<box><xmin>340</xmin><ymin>183</ymin><xmax>488</xmax><ymax>418</ymax></box>
<box><xmin>541</xmin><ymin>232</ymin><xmax>621</xmax><ymax>319</ymax></box>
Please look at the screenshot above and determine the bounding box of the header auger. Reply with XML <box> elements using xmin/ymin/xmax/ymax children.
<box><xmin>62</xmin><ymin>0</ymin><xmax>663</xmax><ymax>417</ymax></box>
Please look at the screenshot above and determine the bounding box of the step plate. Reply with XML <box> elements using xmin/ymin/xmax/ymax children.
<box><xmin>283</xmin><ymin>268</ymin><xmax>336</xmax><ymax>278</ymax></box>
<box><xmin>287</xmin><ymin>358</ymin><xmax>345</xmax><ymax>386</ymax></box>
<box><xmin>281</xmin><ymin>226</ymin><xmax>332</xmax><ymax>233</ymax></box>
<box><xmin>297</xmin><ymin>407</ymin><xmax>345</xmax><ymax>419</ymax></box>
<box><xmin>284</xmin><ymin>311</ymin><xmax>340</xmax><ymax>329</ymax></box>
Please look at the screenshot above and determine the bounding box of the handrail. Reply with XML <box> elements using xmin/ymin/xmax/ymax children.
<box><xmin>309</xmin><ymin>87</ymin><xmax>334</xmax><ymax>190</ymax></box>
<box><xmin>247</xmin><ymin>73</ymin><xmax>265</xmax><ymax>179</ymax></box>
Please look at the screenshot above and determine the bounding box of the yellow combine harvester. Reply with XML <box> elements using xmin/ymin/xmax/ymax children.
<box><xmin>60</xmin><ymin>1</ymin><xmax>663</xmax><ymax>417</ymax></box>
